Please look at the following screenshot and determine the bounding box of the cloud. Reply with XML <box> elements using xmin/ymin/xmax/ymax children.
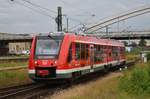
<box><xmin>0</xmin><ymin>0</ymin><xmax>149</xmax><ymax>33</ymax></box>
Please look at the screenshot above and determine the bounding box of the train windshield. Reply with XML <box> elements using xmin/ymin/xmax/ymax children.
<box><xmin>35</xmin><ymin>36</ymin><xmax>63</xmax><ymax>59</ymax></box>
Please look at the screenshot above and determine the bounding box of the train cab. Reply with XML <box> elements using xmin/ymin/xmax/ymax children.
<box><xmin>28</xmin><ymin>33</ymin><xmax>65</xmax><ymax>81</ymax></box>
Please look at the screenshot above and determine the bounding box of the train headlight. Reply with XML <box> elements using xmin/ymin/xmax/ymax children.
<box><xmin>54</xmin><ymin>61</ymin><xmax>57</xmax><ymax>64</ymax></box>
<box><xmin>34</xmin><ymin>61</ymin><xmax>38</xmax><ymax>65</ymax></box>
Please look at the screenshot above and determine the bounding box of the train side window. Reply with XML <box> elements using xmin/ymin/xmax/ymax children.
<box><xmin>75</xmin><ymin>43</ymin><xmax>80</xmax><ymax>60</ymax></box>
<box><xmin>85</xmin><ymin>44</ymin><xmax>89</xmax><ymax>60</ymax></box>
<box><xmin>112</xmin><ymin>46</ymin><xmax>119</xmax><ymax>60</ymax></box>
<box><xmin>94</xmin><ymin>45</ymin><xmax>97</xmax><ymax>62</ymax></box>
<box><xmin>67</xmin><ymin>44</ymin><xmax>72</xmax><ymax>62</ymax></box>
<box><xmin>120</xmin><ymin>47</ymin><xmax>125</xmax><ymax>55</ymax></box>
<box><xmin>109</xmin><ymin>46</ymin><xmax>112</xmax><ymax>57</ymax></box>
<box><xmin>81</xmin><ymin>44</ymin><xmax>85</xmax><ymax>59</ymax></box>
<box><xmin>94</xmin><ymin>45</ymin><xmax>103</xmax><ymax>62</ymax></box>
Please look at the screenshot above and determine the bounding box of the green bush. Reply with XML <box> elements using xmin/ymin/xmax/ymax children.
<box><xmin>119</xmin><ymin>66</ymin><xmax>150</xmax><ymax>95</ymax></box>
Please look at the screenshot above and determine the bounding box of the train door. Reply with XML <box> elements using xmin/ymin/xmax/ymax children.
<box><xmin>90</xmin><ymin>45</ymin><xmax>94</xmax><ymax>72</ymax></box>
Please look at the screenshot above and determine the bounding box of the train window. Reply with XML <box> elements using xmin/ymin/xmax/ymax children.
<box><xmin>94</xmin><ymin>45</ymin><xmax>103</xmax><ymax>62</ymax></box>
<box><xmin>75</xmin><ymin>43</ymin><xmax>80</xmax><ymax>60</ymax></box>
<box><xmin>108</xmin><ymin>46</ymin><xmax>112</xmax><ymax>57</ymax></box>
<box><xmin>102</xmin><ymin>46</ymin><xmax>107</xmax><ymax>60</ymax></box>
<box><xmin>67</xmin><ymin>44</ymin><xmax>72</xmax><ymax>62</ymax></box>
<box><xmin>109</xmin><ymin>53</ymin><xmax>112</xmax><ymax>57</ymax></box>
<box><xmin>35</xmin><ymin>36</ymin><xmax>63</xmax><ymax>59</ymax></box>
<box><xmin>85</xmin><ymin>44</ymin><xmax>89</xmax><ymax>60</ymax></box>
<box><xmin>94</xmin><ymin>45</ymin><xmax>97</xmax><ymax>62</ymax></box>
<box><xmin>81</xmin><ymin>44</ymin><xmax>85</xmax><ymax>59</ymax></box>
<box><xmin>120</xmin><ymin>47</ymin><xmax>125</xmax><ymax>55</ymax></box>
<box><xmin>112</xmin><ymin>46</ymin><xmax>118</xmax><ymax>60</ymax></box>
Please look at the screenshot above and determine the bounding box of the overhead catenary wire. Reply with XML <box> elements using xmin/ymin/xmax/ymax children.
<box><xmin>10</xmin><ymin>0</ymin><xmax>95</xmax><ymax>32</ymax></box>
<box><xmin>15</xmin><ymin>1</ymin><xmax>55</xmax><ymax>19</ymax></box>
<box><xmin>20</xmin><ymin>0</ymin><xmax>85</xmax><ymax>24</ymax></box>
<box><xmin>69</xmin><ymin>14</ymin><xmax>96</xmax><ymax>31</ymax></box>
<box><xmin>22</xmin><ymin>0</ymin><xmax>86</xmax><ymax>24</ymax></box>
<box><xmin>21</xmin><ymin>0</ymin><xmax>57</xmax><ymax>14</ymax></box>
<box><xmin>57</xmin><ymin>0</ymin><xmax>93</xmax><ymax>16</ymax></box>
<box><xmin>10</xmin><ymin>0</ymin><xmax>55</xmax><ymax>19</ymax></box>
<box><xmin>57</xmin><ymin>0</ymin><xmax>97</xmax><ymax>24</ymax></box>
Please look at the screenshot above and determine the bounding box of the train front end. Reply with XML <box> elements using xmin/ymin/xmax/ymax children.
<box><xmin>28</xmin><ymin>34</ymin><xmax>64</xmax><ymax>81</ymax></box>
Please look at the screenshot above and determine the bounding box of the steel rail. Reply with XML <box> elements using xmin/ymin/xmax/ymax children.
<box><xmin>0</xmin><ymin>83</ymin><xmax>45</xmax><ymax>99</ymax></box>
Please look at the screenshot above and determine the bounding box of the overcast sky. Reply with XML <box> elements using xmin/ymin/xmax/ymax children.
<box><xmin>0</xmin><ymin>0</ymin><xmax>150</xmax><ymax>33</ymax></box>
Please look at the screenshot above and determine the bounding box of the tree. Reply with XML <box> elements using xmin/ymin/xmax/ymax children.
<box><xmin>139</xmin><ymin>39</ymin><xmax>146</xmax><ymax>47</ymax></box>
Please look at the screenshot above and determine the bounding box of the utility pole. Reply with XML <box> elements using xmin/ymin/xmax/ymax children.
<box><xmin>56</xmin><ymin>6</ymin><xmax>62</xmax><ymax>32</ymax></box>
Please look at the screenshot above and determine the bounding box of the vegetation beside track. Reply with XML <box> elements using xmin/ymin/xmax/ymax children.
<box><xmin>50</xmin><ymin>73</ymin><xmax>122</xmax><ymax>99</ymax></box>
<box><xmin>119</xmin><ymin>62</ymin><xmax>150</xmax><ymax>97</ymax></box>
<box><xmin>0</xmin><ymin>69</ymin><xmax>32</xmax><ymax>88</ymax></box>
<box><xmin>0</xmin><ymin>55</ymin><xmax>29</xmax><ymax>68</ymax></box>
<box><xmin>0</xmin><ymin>55</ymin><xmax>31</xmax><ymax>88</ymax></box>
<box><xmin>0</xmin><ymin>61</ymin><xmax>28</xmax><ymax>68</ymax></box>
<box><xmin>50</xmin><ymin>62</ymin><xmax>150</xmax><ymax>99</ymax></box>
<box><xmin>125</xmin><ymin>47</ymin><xmax>141</xmax><ymax>61</ymax></box>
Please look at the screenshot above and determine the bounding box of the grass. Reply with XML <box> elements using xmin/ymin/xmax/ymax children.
<box><xmin>119</xmin><ymin>61</ymin><xmax>150</xmax><ymax>96</ymax></box>
<box><xmin>50</xmin><ymin>73</ymin><xmax>121</xmax><ymax>99</ymax></box>
<box><xmin>0</xmin><ymin>55</ymin><xmax>29</xmax><ymax>59</ymax></box>
<box><xmin>0</xmin><ymin>61</ymin><xmax>28</xmax><ymax>68</ymax></box>
<box><xmin>0</xmin><ymin>69</ymin><xmax>32</xmax><ymax>88</ymax></box>
<box><xmin>50</xmin><ymin>73</ymin><xmax>150</xmax><ymax>99</ymax></box>
<box><xmin>126</xmin><ymin>53</ymin><xmax>139</xmax><ymax>61</ymax></box>
<box><xmin>125</xmin><ymin>46</ymin><xmax>142</xmax><ymax>61</ymax></box>
<box><xmin>50</xmin><ymin>62</ymin><xmax>150</xmax><ymax>99</ymax></box>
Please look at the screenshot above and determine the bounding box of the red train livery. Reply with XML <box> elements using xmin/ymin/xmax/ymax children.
<box><xmin>28</xmin><ymin>33</ymin><xmax>125</xmax><ymax>81</ymax></box>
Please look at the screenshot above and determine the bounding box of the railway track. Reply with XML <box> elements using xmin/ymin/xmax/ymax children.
<box><xmin>0</xmin><ymin>60</ymin><xmax>138</xmax><ymax>99</ymax></box>
<box><xmin>0</xmin><ymin>83</ymin><xmax>46</xmax><ymax>99</ymax></box>
<box><xmin>0</xmin><ymin>82</ymin><xmax>69</xmax><ymax>99</ymax></box>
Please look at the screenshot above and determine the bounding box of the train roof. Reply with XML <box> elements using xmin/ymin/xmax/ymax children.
<box><xmin>66</xmin><ymin>33</ymin><xmax>124</xmax><ymax>47</ymax></box>
<box><xmin>35</xmin><ymin>32</ymin><xmax>124</xmax><ymax>47</ymax></box>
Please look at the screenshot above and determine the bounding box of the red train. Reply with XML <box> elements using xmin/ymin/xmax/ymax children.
<box><xmin>28</xmin><ymin>33</ymin><xmax>125</xmax><ymax>82</ymax></box>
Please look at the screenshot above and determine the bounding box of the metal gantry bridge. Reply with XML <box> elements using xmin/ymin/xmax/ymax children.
<box><xmin>85</xmin><ymin>5</ymin><xmax>150</xmax><ymax>33</ymax></box>
<box><xmin>87</xmin><ymin>31</ymin><xmax>150</xmax><ymax>40</ymax></box>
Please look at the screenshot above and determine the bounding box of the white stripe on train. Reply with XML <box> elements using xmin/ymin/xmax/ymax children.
<box><xmin>28</xmin><ymin>59</ymin><xmax>125</xmax><ymax>74</ymax></box>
